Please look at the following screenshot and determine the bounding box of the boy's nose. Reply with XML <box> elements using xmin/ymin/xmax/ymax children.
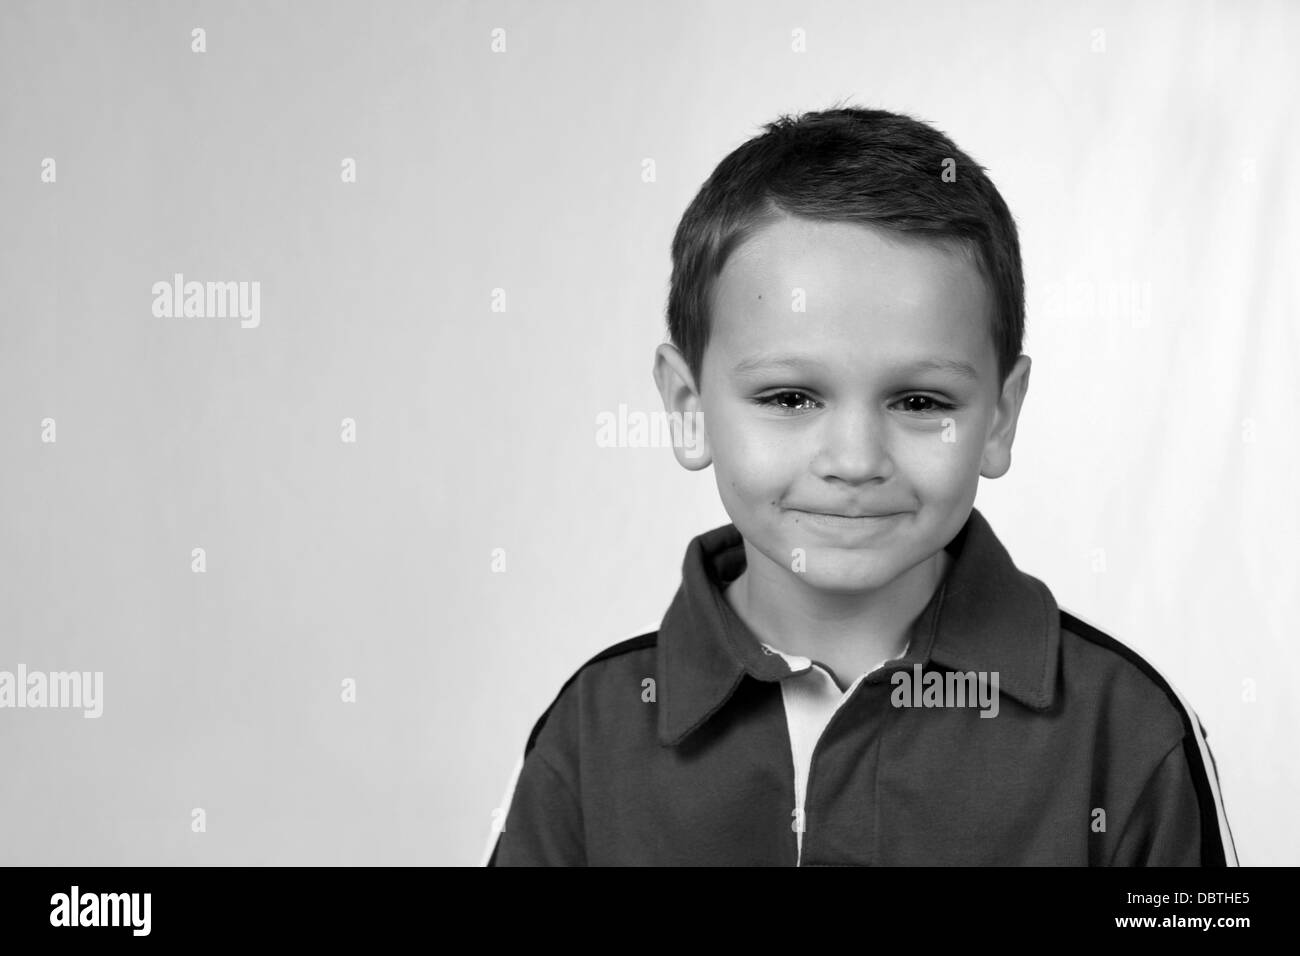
<box><xmin>812</xmin><ymin>405</ymin><xmax>894</xmax><ymax>483</ymax></box>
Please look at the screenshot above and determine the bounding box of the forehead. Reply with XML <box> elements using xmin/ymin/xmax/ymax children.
<box><xmin>708</xmin><ymin>216</ymin><xmax>995</xmax><ymax>381</ymax></box>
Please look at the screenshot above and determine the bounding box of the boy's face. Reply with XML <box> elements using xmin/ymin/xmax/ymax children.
<box><xmin>655</xmin><ymin>215</ymin><xmax>1031</xmax><ymax>593</ymax></box>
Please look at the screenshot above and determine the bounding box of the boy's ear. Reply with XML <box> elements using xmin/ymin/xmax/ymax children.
<box><xmin>981</xmin><ymin>354</ymin><xmax>1031</xmax><ymax>479</ymax></box>
<box><xmin>652</xmin><ymin>343</ymin><xmax>712</xmax><ymax>470</ymax></box>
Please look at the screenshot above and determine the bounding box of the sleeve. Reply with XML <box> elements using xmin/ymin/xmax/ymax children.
<box><xmin>1106</xmin><ymin>738</ymin><xmax>1205</xmax><ymax>866</ymax></box>
<box><xmin>489</xmin><ymin>748</ymin><xmax>587</xmax><ymax>867</ymax></box>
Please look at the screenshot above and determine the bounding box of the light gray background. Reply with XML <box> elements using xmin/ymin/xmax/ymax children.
<box><xmin>1</xmin><ymin>0</ymin><xmax>1295</xmax><ymax>866</ymax></box>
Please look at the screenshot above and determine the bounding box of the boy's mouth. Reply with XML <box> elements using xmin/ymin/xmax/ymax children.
<box><xmin>788</xmin><ymin>504</ymin><xmax>905</xmax><ymax>519</ymax></box>
<box><xmin>788</xmin><ymin>509</ymin><xmax>904</xmax><ymax>533</ymax></box>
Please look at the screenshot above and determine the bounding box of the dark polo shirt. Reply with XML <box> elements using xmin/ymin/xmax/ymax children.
<box><xmin>488</xmin><ymin>507</ymin><xmax>1237</xmax><ymax>866</ymax></box>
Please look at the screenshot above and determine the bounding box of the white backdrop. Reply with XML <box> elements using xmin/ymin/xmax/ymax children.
<box><xmin>0</xmin><ymin>0</ymin><xmax>1295</xmax><ymax>866</ymax></box>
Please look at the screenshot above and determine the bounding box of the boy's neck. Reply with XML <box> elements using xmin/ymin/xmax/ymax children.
<box><xmin>723</xmin><ymin>544</ymin><xmax>953</xmax><ymax>692</ymax></box>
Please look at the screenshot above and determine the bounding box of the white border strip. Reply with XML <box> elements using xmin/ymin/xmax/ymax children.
<box><xmin>1062</xmin><ymin>607</ymin><xmax>1239</xmax><ymax>866</ymax></box>
<box><xmin>479</xmin><ymin>753</ymin><xmax>525</xmax><ymax>867</ymax></box>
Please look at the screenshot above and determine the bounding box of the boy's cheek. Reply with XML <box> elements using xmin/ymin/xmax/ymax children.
<box><xmin>884</xmin><ymin>450</ymin><xmax>983</xmax><ymax>508</ymax></box>
<box><xmin>715</xmin><ymin>430</ymin><xmax>801</xmax><ymax>476</ymax></box>
<box><xmin>906</xmin><ymin>419</ymin><xmax>984</xmax><ymax>461</ymax></box>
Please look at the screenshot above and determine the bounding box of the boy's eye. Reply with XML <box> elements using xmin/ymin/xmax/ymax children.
<box><xmin>895</xmin><ymin>394</ymin><xmax>956</xmax><ymax>414</ymax></box>
<box><xmin>752</xmin><ymin>391</ymin><xmax>957</xmax><ymax>415</ymax></box>
<box><xmin>754</xmin><ymin>390</ymin><xmax>818</xmax><ymax>412</ymax></box>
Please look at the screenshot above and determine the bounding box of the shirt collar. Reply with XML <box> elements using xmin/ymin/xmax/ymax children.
<box><xmin>655</xmin><ymin>507</ymin><xmax>1061</xmax><ymax>747</ymax></box>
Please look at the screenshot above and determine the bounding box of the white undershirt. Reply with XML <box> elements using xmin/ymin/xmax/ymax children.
<box><xmin>759</xmin><ymin>641</ymin><xmax>910</xmax><ymax>866</ymax></box>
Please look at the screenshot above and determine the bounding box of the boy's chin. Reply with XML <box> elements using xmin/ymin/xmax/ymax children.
<box><xmin>790</xmin><ymin>555</ymin><xmax>907</xmax><ymax>594</ymax></box>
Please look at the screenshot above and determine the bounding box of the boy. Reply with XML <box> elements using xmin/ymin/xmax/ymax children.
<box><xmin>487</xmin><ymin>106</ymin><xmax>1237</xmax><ymax>866</ymax></box>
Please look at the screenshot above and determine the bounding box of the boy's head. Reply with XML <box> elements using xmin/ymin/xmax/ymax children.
<box><xmin>654</xmin><ymin>106</ymin><xmax>1032</xmax><ymax>593</ymax></box>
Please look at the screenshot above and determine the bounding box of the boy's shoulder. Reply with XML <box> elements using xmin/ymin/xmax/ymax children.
<box><xmin>1055</xmin><ymin>606</ymin><xmax>1214</xmax><ymax>763</ymax></box>
<box><xmin>515</xmin><ymin>630</ymin><xmax>660</xmax><ymax>758</ymax></box>
<box><xmin>1047</xmin><ymin>609</ymin><xmax>1236</xmax><ymax>863</ymax></box>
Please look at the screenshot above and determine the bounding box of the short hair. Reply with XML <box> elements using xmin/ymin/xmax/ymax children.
<box><xmin>665</xmin><ymin>105</ymin><xmax>1024</xmax><ymax>392</ymax></box>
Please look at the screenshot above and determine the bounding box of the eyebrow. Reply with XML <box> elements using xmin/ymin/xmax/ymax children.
<box><xmin>730</xmin><ymin>354</ymin><xmax>982</xmax><ymax>382</ymax></box>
